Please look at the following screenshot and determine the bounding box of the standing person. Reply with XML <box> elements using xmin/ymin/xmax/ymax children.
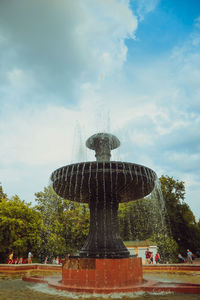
<box><xmin>150</xmin><ymin>252</ymin><xmax>153</xmax><ymax>264</ymax></box>
<box><xmin>18</xmin><ymin>257</ymin><xmax>23</xmax><ymax>264</ymax></box>
<box><xmin>8</xmin><ymin>251</ymin><xmax>14</xmax><ymax>264</ymax></box>
<box><xmin>145</xmin><ymin>248</ymin><xmax>151</xmax><ymax>264</ymax></box>
<box><xmin>28</xmin><ymin>251</ymin><xmax>33</xmax><ymax>264</ymax></box>
<box><xmin>55</xmin><ymin>256</ymin><xmax>59</xmax><ymax>264</ymax></box>
<box><xmin>52</xmin><ymin>257</ymin><xmax>56</xmax><ymax>264</ymax></box>
<box><xmin>186</xmin><ymin>249</ymin><xmax>193</xmax><ymax>264</ymax></box>
<box><xmin>44</xmin><ymin>256</ymin><xmax>48</xmax><ymax>264</ymax></box>
<box><xmin>155</xmin><ymin>252</ymin><xmax>160</xmax><ymax>264</ymax></box>
<box><xmin>64</xmin><ymin>253</ymin><xmax>70</xmax><ymax>267</ymax></box>
<box><xmin>15</xmin><ymin>257</ymin><xmax>19</xmax><ymax>264</ymax></box>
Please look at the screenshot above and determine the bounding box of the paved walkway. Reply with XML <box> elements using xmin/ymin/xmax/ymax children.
<box><xmin>190</xmin><ymin>258</ymin><xmax>200</xmax><ymax>264</ymax></box>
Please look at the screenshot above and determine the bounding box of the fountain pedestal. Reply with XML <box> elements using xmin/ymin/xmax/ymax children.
<box><xmin>80</xmin><ymin>198</ymin><xmax>129</xmax><ymax>258</ymax></box>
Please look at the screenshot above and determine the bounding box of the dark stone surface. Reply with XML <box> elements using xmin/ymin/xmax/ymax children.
<box><xmin>51</xmin><ymin>161</ymin><xmax>156</xmax><ymax>203</ymax></box>
<box><xmin>79</xmin><ymin>197</ymin><xmax>129</xmax><ymax>258</ymax></box>
<box><xmin>86</xmin><ymin>133</ymin><xmax>120</xmax><ymax>162</ymax></box>
<box><xmin>51</xmin><ymin>161</ymin><xmax>156</xmax><ymax>259</ymax></box>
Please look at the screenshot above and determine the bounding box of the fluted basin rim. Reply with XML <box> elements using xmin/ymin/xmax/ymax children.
<box><xmin>50</xmin><ymin>161</ymin><xmax>157</xmax><ymax>204</ymax></box>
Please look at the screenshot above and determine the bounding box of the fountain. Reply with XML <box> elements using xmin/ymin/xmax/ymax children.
<box><xmin>52</xmin><ymin>133</ymin><xmax>156</xmax><ymax>261</ymax></box>
<box><xmin>22</xmin><ymin>132</ymin><xmax>200</xmax><ymax>295</ymax></box>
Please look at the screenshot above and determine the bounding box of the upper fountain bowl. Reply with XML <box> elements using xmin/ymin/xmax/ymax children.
<box><xmin>50</xmin><ymin>161</ymin><xmax>157</xmax><ymax>203</ymax></box>
<box><xmin>51</xmin><ymin>132</ymin><xmax>157</xmax><ymax>203</ymax></box>
<box><xmin>86</xmin><ymin>133</ymin><xmax>120</xmax><ymax>162</ymax></box>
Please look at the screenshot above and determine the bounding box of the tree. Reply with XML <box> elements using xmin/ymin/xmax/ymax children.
<box><xmin>0</xmin><ymin>195</ymin><xmax>42</xmax><ymax>262</ymax></box>
<box><xmin>118</xmin><ymin>195</ymin><xmax>168</xmax><ymax>242</ymax></box>
<box><xmin>35</xmin><ymin>186</ymin><xmax>90</xmax><ymax>261</ymax></box>
<box><xmin>151</xmin><ymin>233</ymin><xmax>178</xmax><ymax>263</ymax></box>
<box><xmin>160</xmin><ymin>175</ymin><xmax>200</xmax><ymax>254</ymax></box>
<box><xmin>0</xmin><ymin>184</ymin><xmax>7</xmax><ymax>202</ymax></box>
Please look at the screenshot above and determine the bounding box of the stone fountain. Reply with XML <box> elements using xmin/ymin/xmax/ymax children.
<box><xmin>49</xmin><ymin>132</ymin><xmax>156</xmax><ymax>292</ymax></box>
<box><xmin>23</xmin><ymin>132</ymin><xmax>200</xmax><ymax>294</ymax></box>
<box><xmin>51</xmin><ymin>133</ymin><xmax>156</xmax><ymax>260</ymax></box>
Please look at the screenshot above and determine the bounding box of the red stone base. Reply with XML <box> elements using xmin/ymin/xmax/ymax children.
<box><xmin>62</xmin><ymin>257</ymin><xmax>142</xmax><ymax>288</ymax></box>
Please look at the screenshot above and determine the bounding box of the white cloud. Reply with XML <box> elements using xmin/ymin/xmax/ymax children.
<box><xmin>0</xmin><ymin>1</ymin><xmax>200</xmax><ymax>219</ymax></box>
<box><xmin>134</xmin><ymin>0</ymin><xmax>160</xmax><ymax>21</ymax></box>
<box><xmin>0</xmin><ymin>0</ymin><xmax>137</xmax><ymax>103</ymax></box>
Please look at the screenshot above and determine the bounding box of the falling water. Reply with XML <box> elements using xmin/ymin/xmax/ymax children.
<box><xmin>71</xmin><ymin>122</ymin><xmax>87</xmax><ymax>163</ymax></box>
<box><xmin>74</xmin><ymin>163</ymin><xmax>79</xmax><ymax>202</ymax></box>
<box><xmin>69</xmin><ymin>164</ymin><xmax>74</xmax><ymax>198</ymax></box>
<box><xmin>80</xmin><ymin>162</ymin><xmax>86</xmax><ymax>203</ymax></box>
<box><xmin>151</xmin><ymin>177</ymin><xmax>173</xmax><ymax>238</ymax></box>
<box><xmin>95</xmin><ymin>162</ymin><xmax>99</xmax><ymax>254</ymax></box>
<box><xmin>102</xmin><ymin>161</ymin><xmax>107</xmax><ymax>257</ymax></box>
<box><xmin>110</xmin><ymin>162</ymin><xmax>114</xmax><ymax>242</ymax></box>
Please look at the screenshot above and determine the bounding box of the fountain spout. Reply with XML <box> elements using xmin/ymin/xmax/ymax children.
<box><xmin>86</xmin><ymin>133</ymin><xmax>120</xmax><ymax>162</ymax></box>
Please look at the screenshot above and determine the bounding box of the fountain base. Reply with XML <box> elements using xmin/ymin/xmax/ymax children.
<box><xmin>62</xmin><ymin>257</ymin><xmax>142</xmax><ymax>288</ymax></box>
<box><xmin>22</xmin><ymin>258</ymin><xmax>200</xmax><ymax>294</ymax></box>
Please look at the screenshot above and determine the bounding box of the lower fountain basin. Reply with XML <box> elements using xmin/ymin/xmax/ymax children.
<box><xmin>22</xmin><ymin>260</ymin><xmax>200</xmax><ymax>295</ymax></box>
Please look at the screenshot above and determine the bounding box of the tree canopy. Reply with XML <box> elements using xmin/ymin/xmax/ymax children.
<box><xmin>34</xmin><ymin>186</ymin><xmax>89</xmax><ymax>261</ymax></box>
<box><xmin>0</xmin><ymin>192</ymin><xmax>42</xmax><ymax>262</ymax></box>
<box><xmin>118</xmin><ymin>175</ymin><xmax>200</xmax><ymax>260</ymax></box>
<box><xmin>160</xmin><ymin>175</ymin><xmax>200</xmax><ymax>254</ymax></box>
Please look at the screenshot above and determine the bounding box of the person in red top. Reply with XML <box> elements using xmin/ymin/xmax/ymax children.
<box><xmin>155</xmin><ymin>252</ymin><xmax>160</xmax><ymax>264</ymax></box>
<box><xmin>145</xmin><ymin>248</ymin><xmax>151</xmax><ymax>264</ymax></box>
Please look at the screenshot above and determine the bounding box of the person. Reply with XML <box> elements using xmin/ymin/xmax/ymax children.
<box><xmin>150</xmin><ymin>252</ymin><xmax>153</xmax><ymax>264</ymax></box>
<box><xmin>52</xmin><ymin>257</ymin><xmax>56</xmax><ymax>264</ymax></box>
<box><xmin>23</xmin><ymin>258</ymin><xmax>28</xmax><ymax>264</ymax></box>
<box><xmin>145</xmin><ymin>248</ymin><xmax>151</xmax><ymax>264</ymax></box>
<box><xmin>8</xmin><ymin>251</ymin><xmax>14</xmax><ymax>264</ymax></box>
<box><xmin>155</xmin><ymin>252</ymin><xmax>160</xmax><ymax>264</ymax></box>
<box><xmin>28</xmin><ymin>251</ymin><xmax>33</xmax><ymax>264</ymax></box>
<box><xmin>186</xmin><ymin>249</ymin><xmax>193</xmax><ymax>264</ymax></box>
<box><xmin>15</xmin><ymin>257</ymin><xmax>19</xmax><ymax>264</ymax></box>
<box><xmin>44</xmin><ymin>256</ymin><xmax>48</xmax><ymax>264</ymax></box>
<box><xmin>64</xmin><ymin>254</ymin><xmax>70</xmax><ymax>267</ymax></box>
<box><xmin>55</xmin><ymin>256</ymin><xmax>59</xmax><ymax>264</ymax></box>
<box><xmin>18</xmin><ymin>257</ymin><xmax>23</xmax><ymax>264</ymax></box>
<box><xmin>178</xmin><ymin>253</ymin><xmax>185</xmax><ymax>263</ymax></box>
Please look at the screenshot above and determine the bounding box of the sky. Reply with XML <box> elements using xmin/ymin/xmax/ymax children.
<box><xmin>0</xmin><ymin>0</ymin><xmax>200</xmax><ymax>218</ymax></box>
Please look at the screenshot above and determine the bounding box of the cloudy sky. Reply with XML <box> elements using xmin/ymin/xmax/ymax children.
<box><xmin>0</xmin><ymin>0</ymin><xmax>200</xmax><ymax>218</ymax></box>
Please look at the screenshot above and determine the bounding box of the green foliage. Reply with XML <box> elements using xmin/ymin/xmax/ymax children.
<box><xmin>151</xmin><ymin>233</ymin><xmax>178</xmax><ymax>263</ymax></box>
<box><xmin>118</xmin><ymin>175</ymin><xmax>200</xmax><ymax>260</ymax></box>
<box><xmin>160</xmin><ymin>175</ymin><xmax>185</xmax><ymax>205</ymax></box>
<box><xmin>0</xmin><ymin>184</ymin><xmax>7</xmax><ymax>201</ymax></box>
<box><xmin>1</xmin><ymin>174</ymin><xmax>200</xmax><ymax>263</ymax></box>
<box><xmin>0</xmin><ymin>195</ymin><xmax>42</xmax><ymax>262</ymax></box>
<box><xmin>62</xmin><ymin>201</ymin><xmax>90</xmax><ymax>253</ymax></box>
<box><xmin>160</xmin><ymin>175</ymin><xmax>200</xmax><ymax>254</ymax></box>
<box><xmin>118</xmin><ymin>195</ymin><xmax>168</xmax><ymax>241</ymax></box>
<box><xmin>35</xmin><ymin>186</ymin><xmax>90</xmax><ymax>261</ymax></box>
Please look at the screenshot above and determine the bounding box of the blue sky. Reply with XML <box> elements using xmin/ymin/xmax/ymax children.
<box><xmin>0</xmin><ymin>0</ymin><xmax>200</xmax><ymax>218</ymax></box>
